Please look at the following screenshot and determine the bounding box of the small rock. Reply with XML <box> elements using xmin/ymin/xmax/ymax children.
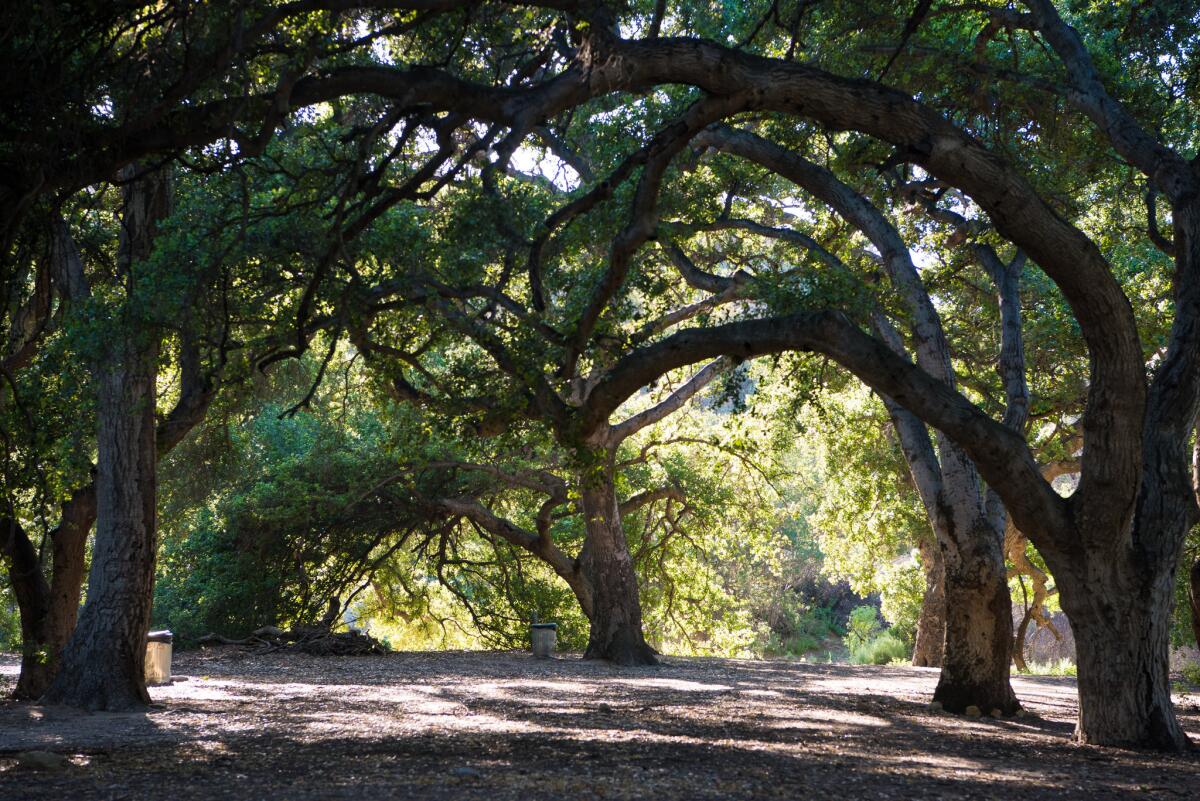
<box><xmin>449</xmin><ymin>766</ymin><xmax>481</xmax><ymax>778</ymax></box>
<box><xmin>927</xmin><ymin>701</ymin><xmax>943</xmax><ymax>712</ymax></box>
<box><xmin>990</xmin><ymin>708</ymin><xmax>1004</xmax><ymax>718</ymax></box>
<box><xmin>964</xmin><ymin>705</ymin><xmax>982</xmax><ymax>718</ymax></box>
<box><xmin>598</xmin><ymin>703</ymin><xmax>613</xmax><ymax>713</ymax></box>
<box><xmin>16</xmin><ymin>751</ymin><xmax>71</xmax><ymax>771</ymax></box>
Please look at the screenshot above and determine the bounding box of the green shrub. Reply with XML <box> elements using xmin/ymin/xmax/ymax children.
<box><xmin>844</xmin><ymin>605</ymin><xmax>881</xmax><ymax>652</ymax></box>
<box><xmin>761</xmin><ymin>596</ymin><xmax>841</xmax><ymax>657</ymax></box>
<box><xmin>1181</xmin><ymin>661</ymin><xmax>1200</xmax><ymax>688</ymax></box>
<box><xmin>850</xmin><ymin>632</ymin><xmax>909</xmax><ymax>665</ymax></box>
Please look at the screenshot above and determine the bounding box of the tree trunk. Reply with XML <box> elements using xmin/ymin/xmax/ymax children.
<box><xmin>2</xmin><ymin>515</ymin><xmax>50</xmax><ymax>698</ymax></box>
<box><xmin>1059</xmin><ymin>560</ymin><xmax>1189</xmax><ymax>750</ymax></box>
<box><xmin>41</xmin><ymin>164</ymin><xmax>168</xmax><ymax>710</ymax></box>
<box><xmin>578</xmin><ymin>458</ymin><xmax>657</xmax><ymax>666</ymax></box>
<box><xmin>912</xmin><ymin>536</ymin><xmax>945</xmax><ymax>668</ymax></box>
<box><xmin>11</xmin><ymin>488</ymin><xmax>95</xmax><ymax>699</ymax></box>
<box><xmin>40</xmin><ymin>334</ymin><xmax>159</xmax><ymax>710</ymax></box>
<box><xmin>932</xmin><ymin>519</ymin><xmax>1019</xmax><ymax>715</ymax></box>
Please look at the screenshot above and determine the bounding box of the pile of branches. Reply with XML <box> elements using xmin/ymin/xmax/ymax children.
<box><xmin>198</xmin><ymin>625</ymin><xmax>388</xmax><ymax>656</ymax></box>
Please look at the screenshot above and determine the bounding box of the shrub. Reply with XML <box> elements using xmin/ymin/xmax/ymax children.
<box><xmin>850</xmin><ymin>632</ymin><xmax>909</xmax><ymax>665</ymax></box>
<box><xmin>1181</xmin><ymin>661</ymin><xmax>1200</xmax><ymax>688</ymax></box>
<box><xmin>844</xmin><ymin>605</ymin><xmax>882</xmax><ymax>652</ymax></box>
<box><xmin>761</xmin><ymin>595</ymin><xmax>842</xmax><ymax>657</ymax></box>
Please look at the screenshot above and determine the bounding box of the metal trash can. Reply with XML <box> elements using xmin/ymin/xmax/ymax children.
<box><xmin>531</xmin><ymin>622</ymin><xmax>557</xmax><ymax>658</ymax></box>
<box><xmin>145</xmin><ymin>630</ymin><xmax>173</xmax><ymax>686</ymax></box>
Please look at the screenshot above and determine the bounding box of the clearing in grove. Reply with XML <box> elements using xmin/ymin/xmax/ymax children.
<box><xmin>1</xmin><ymin>650</ymin><xmax>1198</xmax><ymax>800</ymax></box>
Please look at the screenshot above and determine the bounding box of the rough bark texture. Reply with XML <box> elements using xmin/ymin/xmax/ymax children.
<box><xmin>40</xmin><ymin>333</ymin><xmax>160</xmax><ymax>710</ymax></box>
<box><xmin>911</xmin><ymin>536</ymin><xmax>945</xmax><ymax>668</ymax></box>
<box><xmin>578</xmin><ymin>460</ymin><xmax>657</xmax><ymax>666</ymax></box>
<box><xmin>1058</xmin><ymin>557</ymin><xmax>1188</xmax><ymax>751</ymax></box>
<box><xmin>12</xmin><ymin>327</ymin><xmax>211</xmax><ymax>698</ymax></box>
<box><xmin>0</xmin><ymin>515</ymin><xmax>49</xmax><ymax>696</ymax></box>
<box><xmin>932</xmin><ymin>522</ymin><xmax>1019</xmax><ymax>715</ymax></box>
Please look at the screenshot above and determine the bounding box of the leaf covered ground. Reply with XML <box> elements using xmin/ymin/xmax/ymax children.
<box><xmin>0</xmin><ymin>650</ymin><xmax>1198</xmax><ymax>799</ymax></box>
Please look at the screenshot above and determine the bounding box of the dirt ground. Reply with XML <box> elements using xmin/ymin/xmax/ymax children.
<box><xmin>0</xmin><ymin>650</ymin><xmax>1198</xmax><ymax>800</ymax></box>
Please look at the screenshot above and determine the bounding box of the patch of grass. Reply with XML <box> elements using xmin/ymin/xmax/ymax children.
<box><xmin>850</xmin><ymin>632</ymin><xmax>909</xmax><ymax>665</ymax></box>
<box><xmin>1017</xmin><ymin>658</ymin><xmax>1077</xmax><ymax>677</ymax></box>
<box><xmin>763</xmin><ymin>631</ymin><xmax>821</xmax><ymax>657</ymax></box>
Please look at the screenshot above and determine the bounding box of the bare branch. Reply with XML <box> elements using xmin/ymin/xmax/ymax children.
<box><xmin>607</xmin><ymin>356</ymin><xmax>732</xmax><ymax>444</ymax></box>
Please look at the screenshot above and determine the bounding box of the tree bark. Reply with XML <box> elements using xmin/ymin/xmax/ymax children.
<box><xmin>1059</xmin><ymin>556</ymin><xmax>1189</xmax><ymax>750</ymax></box>
<box><xmin>41</xmin><ymin>164</ymin><xmax>169</xmax><ymax>710</ymax></box>
<box><xmin>912</xmin><ymin>536</ymin><xmax>945</xmax><ymax>668</ymax></box>
<box><xmin>578</xmin><ymin>456</ymin><xmax>657</xmax><ymax>666</ymax></box>
<box><xmin>40</xmin><ymin>333</ymin><xmax>160</xmax><ymax>710</ymax></box>
<box><xmin>13</xmin><ymin>320</ymin><xmax>211</xmax><ymax>698</ymax></box>
<box><xmin>11</xmin><ymin>487</ymin><xmax>95</xmax><ymax>699</ymax></box>
<box><xmin>1012</xmin><ymin>601</ymin><xmax>1032</xmax><ymax>674</ymax></box>
<box><xmin>932</xmin><ymin>519</ymin><xmax>1019</xmax><ymax>714</ymax></box>
<box><xmin>1</xmin><ymin>515</ymin><xmax>49</xmax><ymax>696</ymax></box>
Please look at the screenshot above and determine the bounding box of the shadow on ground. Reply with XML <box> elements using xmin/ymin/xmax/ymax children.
<box><xmin>0</xmin><ymin>651</ymin><xmax>1197</xmax><ymax>800</ymax></box>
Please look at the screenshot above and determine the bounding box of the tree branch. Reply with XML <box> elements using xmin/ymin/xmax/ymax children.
<box><xmin>606</xmin><ymin>356</ymin><xmax>732</xmax><ymax>444</ymax></box>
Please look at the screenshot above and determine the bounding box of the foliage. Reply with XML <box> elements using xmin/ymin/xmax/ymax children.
<box><xmin>850</xmin><ymin>633</ymin><xmax>909</xmax><ymax>666</ymax></box>
<box><xmin>0</xmin><ymin>594</ymin><xmax>19</xmax><ymax>652</ymax></box>
<box><xmin>802</xmin><ymin>386</ymin><xmax>929</xmax><ymax>639</ymax></box>
<box><xmin>1181</xmin><ymin>662</ymin><xmax>1200</xmax><ymax>689</ymax></box>
<box><xmin>760</xmin><ymin>594</ymin><xmax>841</xmax><ymax>658</ymax></box>
<box><xmin>844</xmin><ymin>605</ymin><xmax>883</xmax><ymax>653</ymax></box>
<box><xmin>1017</xmin><ymin>659</ymin><xmax>1079</xmax><ymax>678</ymax></box>
<box><xmin>877</xmin><ymin>560</ymin><xmax>925</xmax><ymax>648</ymax></box>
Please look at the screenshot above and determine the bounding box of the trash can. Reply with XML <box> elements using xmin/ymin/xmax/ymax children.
<box><xmin>145</xmin><ymin>630</ymin><xmax>173</xmax><ymax>686</ymax></box>
<box><xmin>531</xmin><ymin>622</ymin><xmax>557</xmax><ymax>658</ymax></box>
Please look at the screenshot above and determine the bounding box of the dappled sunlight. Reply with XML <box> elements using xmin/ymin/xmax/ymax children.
<box><xmin>766</xmin><ymin>708</ymin><xmax>892</xmax><ymax>730</ymax></box>
<box><xmin>610</xmin><ymin>678</ymin><xmax>734</xmax><ymax>693</ymax></box>
<box><xmin>3</xmin><ymin>651</ymin><xmax>1198</xmax><ymax>800</ymax></box>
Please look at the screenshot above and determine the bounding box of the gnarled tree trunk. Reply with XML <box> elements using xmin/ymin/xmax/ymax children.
<box><xmin>1007</xmin><ymin>518</ymin><xmax>1062</xmax><ymax>674</ymax></box>
<box><xmin>1058</xmin><ymin>552</ymin><xmax>1187</xmax><ymax>750</ymax></box>
<box><xmin>41</xmin><ymin>164</ymin><xmax>169</xmax><ymax>710</ymax></box>
<box><xmin>41</xmin><ymin>332</ymin><xmax>159</xmax><ymax>709</ymax></box>
<box><xmin>880</xmin><ymin>390</ymin><xmax>1016</xmax><ymax>710</ymax></box>
<box><xmin>578</xmin><ymin>457</ymin><xmax>656</xmax><ymax>666</ymax></box>
<box><xmin>932</xmin><ymin>521</ymin><xmax>1018</xmax><ymax>715</ymax></box>
<box><xmin>912</xmin><ymin>536</ymin><xmax>945</xmax><ymax>668</ymax></box>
